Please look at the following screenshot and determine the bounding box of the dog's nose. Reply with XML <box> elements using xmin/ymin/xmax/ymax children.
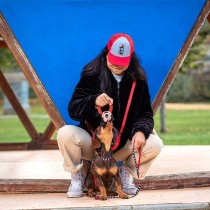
<box><xmin>105</xmin><ymin>113</ymin><xmax>109</xmax><ymax>118</ymax></box>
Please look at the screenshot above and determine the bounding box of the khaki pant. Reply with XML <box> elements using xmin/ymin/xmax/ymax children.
<box><xmin>57</xmin><ymin>125</ymin><xmax>163</xmax><ymax>180</ymax></box>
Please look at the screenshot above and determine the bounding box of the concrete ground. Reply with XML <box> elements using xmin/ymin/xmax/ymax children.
<box><xmin>0</xmin><ymin>146</ymin><xmax>210</xmax><ymax>209</ymax></box>
<box><xmin>1</xmin><ymin>187</ymin><xmax>210</xmax><ymax>210</ymax></box>
<box><xmin>1</xmin><ymin>146</ymin><xmax>210</xmax><ymax>179</ymax></box>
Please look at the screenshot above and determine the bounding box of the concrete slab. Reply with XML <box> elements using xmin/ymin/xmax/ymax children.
<box><xmin>0</xmin><ymin>146</ymin><xmax>210</xmax><ymax>179</ymax></box>
<box><xmin>0</xmin><ymin>187</ymin><xmax>210</xmax><ymax>210</ymax></box>
<box><xmin>0</xmin><ymin>146</ymin><xmax>210</xmax><ymax>209</ymax></box>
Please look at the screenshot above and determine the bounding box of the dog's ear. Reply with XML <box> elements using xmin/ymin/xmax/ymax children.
<box><xmin>112</xmin><ymin>127</ymin><xmax>119</xmax><ymax>143</ymax></box>
<box><xmin>92</xmin><ymin>128</ymin><xmax>101</xmax><ymax>148</ymax></box>
<box><xmin>92</xmin><ymin>137</ymin><xmax>101</xmax><ymax>148</ymax></box>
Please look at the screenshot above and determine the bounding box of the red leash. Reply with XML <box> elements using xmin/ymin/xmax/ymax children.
<box><xmin>92</xmin><ymin>81</ymin><xmax>142</xmax><ymax>199</ymax></box>
<box><xmin>112</xmin><ymin>81</ymin><xmax>136</xmax><ymax>151</ymax></box>
<box><xmin>95</xmin><ymin>80</ymin><xmax>136</xmax><ymax>151</ymax></box>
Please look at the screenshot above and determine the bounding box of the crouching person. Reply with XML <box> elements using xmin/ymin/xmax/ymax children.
<box><xmin>57</xmin><ymin>33</ymin><xmax>163</xmax><ymax>197</ymax></box>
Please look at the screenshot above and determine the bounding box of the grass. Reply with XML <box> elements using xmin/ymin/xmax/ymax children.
<box><xmin>154</xmin><ymin>109</ymin><xmax>210</xmax><ymax>145</ymax></box>
<box><xmin>0</xmin><ymin>101</ymin><xmax>210</xmax><ymax>145</ymax></box>
<box><xmin>0</xmin><ymin>101</ymin><xmax>51</xmax><ymax>143</ymax></box>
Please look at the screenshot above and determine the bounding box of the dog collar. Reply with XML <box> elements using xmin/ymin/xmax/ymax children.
<box><xmin>93</xmin><ymin>156</ymin><xmax>113</xmax><ymax>162</ymax></box>
<box><xmin>100</xmin><ymin>157</ymin><xmax>112</xmax><ymax>161</ymax></box>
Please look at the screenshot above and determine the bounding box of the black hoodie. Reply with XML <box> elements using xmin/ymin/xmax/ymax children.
<box><xmin>68</xmin><ymin>68</ymin><xmax>154</xmax><ymax>151</ymax></box>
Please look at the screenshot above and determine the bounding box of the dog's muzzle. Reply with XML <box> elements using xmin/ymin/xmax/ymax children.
<box><xmin>100</xmin><ymin>111</ymin><xmax>114</xmax><ymax>127</ymax></box>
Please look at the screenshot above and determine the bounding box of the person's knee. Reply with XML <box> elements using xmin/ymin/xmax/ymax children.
<box><xmin>57</xmin><ymin>125</ymin><xmax>76</xmax><ymax>145</ymax></box>
<box><xmin>146</xmin><ymin>134</ymin><xmax>163</xmax><ymax>157</ymax></box>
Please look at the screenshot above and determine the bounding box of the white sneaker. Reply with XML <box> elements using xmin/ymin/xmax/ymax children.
<box><xmin>67</xmin><ymin>170</ymin><xmax>85</xmax><ymax>198</ymax></box>
<box><xmin>119</xmin><ymin>165</ymin><xmax>138</xmax><ymax>195</ymax></box>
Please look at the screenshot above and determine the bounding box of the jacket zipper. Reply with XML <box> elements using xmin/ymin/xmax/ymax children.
<box><xmin>117</xmin><ymin>83</ymin><xmax>120</xmax><ymax>124</ymax></box>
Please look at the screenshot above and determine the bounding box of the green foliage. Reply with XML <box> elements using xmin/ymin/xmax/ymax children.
<box><xmin>167</xmin><ymin>21</ymin><xmax>210</xmax><ymax>102</ymax></box>
<box><xmin>200</xmin><ymin>71</ymin><xmax>210</xmax><ymax>98</ymax></box>
<box><xmin>0</xmin><ymin>48</ymin><xmax>19</xmax><ymax>71</ymax></box>
<box><xmin>180</xmin><ymin>20</ymin><xmax>209</xmax><ymax>73</ymax></box>
<box><xmin>180</xmin><ymin>37</ymin><xmax>205</xmax><ymax>72</ymax></box>
<box><xmin>167</xmin><ymin>73</ymin><xmax>192</xmax><ymax>102</ymax></box>
<box><xmin>166</xmin><ymin>71</ymin><xmax>210</xmax><ymax>102</ymax></box>
<box><xmin>29</xmin><ymin>87</ymin><xmax>37</xmax><ymax>98</ymax></box>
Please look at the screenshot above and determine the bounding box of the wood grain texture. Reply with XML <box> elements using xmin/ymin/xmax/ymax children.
<box><xmin>0</xmin><ymin>172</ymin><xmax>209</xmax><ymax>193</ymax></box>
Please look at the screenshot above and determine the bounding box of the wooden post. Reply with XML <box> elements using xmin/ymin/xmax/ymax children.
<box><xmin>160</xmin><ymin>98</ymin><xmax>166</xmax><ymax>133</ymax></box>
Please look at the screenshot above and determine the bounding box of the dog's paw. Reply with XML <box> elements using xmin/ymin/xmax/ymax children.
<box><xmin>87</xmin><ymin>190</ymin><xmax>96</xmax><ymax>197</ymax></box>
<box><xmin>119</xmin><ymin>192</ymin><xmax>129</xmax><ymax>199</ymax></box>
<box><xmin>99</xmin><ymin>195</ymin><xmax>108</xmax><ymax>200</ymax></box>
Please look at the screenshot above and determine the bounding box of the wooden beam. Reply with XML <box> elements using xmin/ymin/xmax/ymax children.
<box><xmin>0</xmin><ymin>141</ymin><xmax>58</xmax><ymax>151</ymax></box>
<box><xmin>42</xmin><ymin>121</ymin><xmax>57</xmax><ymax>141</ymax></box>
<box><xmin>207</xmin><ymin>12</ymin><xmax>210</xmax><ymax>24</ymax></box>
<box><xmin>0</xmin><ymin>70</ymin><xmax>40</xmax><ymax>140</ymax></box>
<box><xmin>0</xmin><ymin>38</ymin><xmax>7</xmax><ymax>48</ymax></box>
<box><xmin>0</xmin><ymin>171</ymin><xmax>209</xmax><ymax>193</ymax></box>
<box><xmin>0</xmin><ymin>143</ymin><xmax>28</xmax><ymax>151</ymax></box>
<box><xmin>136</xmin><ymin>171</ymin><xmax>210</xmax><ymax>190</ymax></box>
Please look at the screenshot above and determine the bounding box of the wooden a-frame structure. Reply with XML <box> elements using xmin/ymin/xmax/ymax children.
<box><xmin>0</xmin><ymin>0</ymin><xmax>209</xmax><ymax>194</ymax></box>
<box><xmin>0</xmin><ymin>1</ymin><xmax>209</xmax><ymax>150</ymax></box>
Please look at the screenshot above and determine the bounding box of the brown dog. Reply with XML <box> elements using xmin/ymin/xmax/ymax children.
<box><xmin>86</xmin><ymin>111</ymin><xmax>128</xmax><ymax>200</ymax></box>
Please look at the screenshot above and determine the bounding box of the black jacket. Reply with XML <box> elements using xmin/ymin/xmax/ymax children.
<box><xmin>68</xmin><ymin>69</ymin><xmax>154</xmax><ymax>151</ymax></box>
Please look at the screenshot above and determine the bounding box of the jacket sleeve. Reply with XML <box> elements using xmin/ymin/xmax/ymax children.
<box><xmin>68</xmin><ymin>75</ymin><xmax>100</xmax><ymax>121</ymax></box>
<box><xmin>130</xmin><ymin>81</ymin><xmax>154</xmax><ymax>139</ymax></box>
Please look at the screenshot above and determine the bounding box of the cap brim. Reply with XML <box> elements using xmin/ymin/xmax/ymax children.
<box><xmin>107</xmin><ymin>52</ymin><xmax>131</xmax><ymax>67</ymax></box>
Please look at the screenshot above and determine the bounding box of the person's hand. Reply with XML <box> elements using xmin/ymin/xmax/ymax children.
<box><xmin>96</xmin><ymin>93</ymin><xmax>113</xmax><ymax>107</ymax></box>
<box><xmin>131</xmin><ymin>132</ymin><xmax>146</xmax><ymax>151</ymax></box>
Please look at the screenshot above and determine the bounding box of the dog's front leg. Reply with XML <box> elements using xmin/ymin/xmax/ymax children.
<box><xmin>86</xmin><ymin>172</ymin><xmax>96</xmax><ymax>198</ymax></box>
<box><xmin>114</xmin><ymin>172</ymin><xmax>129</xmax><ymax>199</ymax></box>
<box><xmin>96</xmin><ymin>175</ymin><xmax>107</xmax><ymax>200</ymax></box>
<box><xmin>109</xmin><ymin>165</ymin><xmax>129</xmax><ymax>199</ymax></box>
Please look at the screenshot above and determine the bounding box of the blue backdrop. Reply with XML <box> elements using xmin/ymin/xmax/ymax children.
<box><xmin>0</xmin><ymin>0</ymin><xmax>206</xmax><ymax>124</ymax></box>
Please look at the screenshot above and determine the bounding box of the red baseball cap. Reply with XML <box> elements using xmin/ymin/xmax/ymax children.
<box><xmin>107</xmin><ymin>33</ymin><xmax>134</xmax><ymax>67</ymax></box>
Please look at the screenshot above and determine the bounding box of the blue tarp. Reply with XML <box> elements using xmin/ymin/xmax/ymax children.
<box><xmin>0</xmin><ymin>0</ymin><xmax>206</xmax><ymax>124</ymax></box>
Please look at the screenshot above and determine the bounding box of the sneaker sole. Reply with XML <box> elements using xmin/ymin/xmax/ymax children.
<box><xmin>122</xmin><ymin>188</ymin><xmax>138</xmax><ymax>195</ymax></box>
<box><xmin>67</xmin><ymin>191</ymin><xmax>83</xmax><ymax>198</ymax></box>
